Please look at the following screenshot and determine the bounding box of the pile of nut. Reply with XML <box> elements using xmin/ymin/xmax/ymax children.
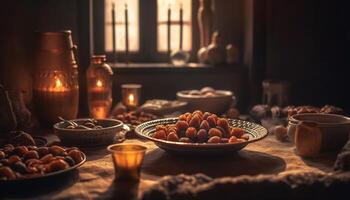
<box><xmin>0</xmin><ymin>144</ymin><xmax>84</xmax><ymax>180</ymax></box>
<box><xmin>62</xmin><ymin>118</ymin><xmax>103</xmax><ymax>130</ymax></box>
<box><xmin>286</xmin><ymin>105</ymin><xmax>343</xmax><ymax>117</ymax></box>
<box><xmin>114</xmin><ymin>110</ymin><xmax>159</xmax><ymax>126</ymax></box>
<box><xmin>152</xmin><ymin>111</ymin><xmax>250</xmax><ymax>144</ymax></box>
<box><xmin>187</xmin><ymin>87</ymin><xmax>225</xmax><ymax>97</ymax></box>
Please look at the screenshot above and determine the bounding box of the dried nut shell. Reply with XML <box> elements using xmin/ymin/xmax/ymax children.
<box><xmin>153</xmin><ymin>130</ymin><xmax>167</xmax><ymax>140</ymax></box>
<box><xmin>228</xmin><ymin>136</ymin><xmax>238</xmax><ymax>143</ymax></box>
<box><xmin>0</xmin><ymin>166</ymin><xmax>16</xmax><ymax>180</ymax></box>
<box><xmin>48</xmin><ymin>159</ymin><xmax>69</xmax><ymax>172</ymax></box>
<box><xmin>207</xmin><ymin>116</ymin><xmax>217</xmax><ymax>127</ymax></box>
<box><xmin>176</xmin><ymin>121</ymin><xmax>189</xmax><ymax>131</ymax></box>
<box><xmin>209</xmin><ymin>128</ymin><xmax>222</xmax><ymax>138</ymax></box>
<box><xmin>185</xmin><ymin>127</ymin><xmax>197</xmax><ymax>139</ymax></box>
<box><xmin>37</xmin><ymin>147</ymin><xmax>50</xmax><ymax>158</ymax></box>
<box><xmin>189</xmin><ymin>115</ymin><xmax>201</xmax><ymax>128</ymax></box>
<box><xmin>196</xmin><ymin>129</ymin><xmax>208</xmax><ymax>142</ymax></box>
<box><xmin>68</xmin><ymin>150</ymin><xmax>84</xmax><ymax>163</ymax></box>
<box><xmin>49</xmin><ymin>145</ymin><xmax>66</xmax><ymax>156</ymax></box>
<box><xmin>0</xmin><ymin>151</ymin><xmax>5</xmax><ymax>159</ymax></box>
<box><xmin>199</xmin><ymin>120</ymin><xmax>210</xmax><ymax>131</ymax></box>
<box><xmin>13</xmin><ymin>146</ymin><xmax>28</xmax><ymax>157</ymax></box>
<box><xmin>8</xmin><ymin>155</ymin><xmax>21</xmax><ymax>164</ymax></box>
<box><xmin>208</xmin><ymin>136</ymin><xmax>221</xmax><ymax>143</ymax></box>
<box><xmin>40</xmin><ymin>154</ymin><xmax>54</xmax><ymax>164</ymax></box>
<box><xmin>217</xmin><ymin>118</ymin><xmax>230</xmax><ymax>132</ymax></box>
<box><xmin>167</xmin><ymin>133</ymin><xmax>179</xmax><ymax>142</ymax></box>
<box><xmin>64</xmin><ymin>156</ymin><xmax>76</xmax><ymax>166</ymax></box>
<box><xmin>23</xmin><ymin>150</ymin><xmax>39</xmax><ymax>160</ymax></box>
<box><xmin>230</xmin><ymin>128</ymin><xmax>244</xmax><ymax>138</ymax></box>
<box><xmin>179</xmin><ymin>137</ymin><xmax>191</xmax><ymax>143</ymax></box>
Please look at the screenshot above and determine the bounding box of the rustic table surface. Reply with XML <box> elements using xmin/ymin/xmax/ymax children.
<box><xmin>2</xmin><ymin>131</ymin><xmax>335</xmax><ymax>200</ymax></box>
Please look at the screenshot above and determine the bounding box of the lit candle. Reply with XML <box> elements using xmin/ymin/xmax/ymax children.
<box><xmin>96</xmin><ymin>80</ymin><xmax>103</xmax><ymax>88</ymax></box>
<box><xmin>125</xmin><ymin>4</ymin><xmax>129</xmax><ymax>64</ymax></box>
<box><xmin>89</xmin><ymin>79</ymin><xmax>111</xmax><ymax>118</ymax></box>
<box><xmin>179</xmin><ymin>4</ymin><xmax>183</xmax><ymax>50</ymax></box>
<box><xmin>128</xmin><ymin>93</ymin><xmax>135</xmax><ymax>106</ymax></box>
<box><xmin>112</xmin><ymin>2</ymin><xmax>117</xmax><ymax>63</ymax></box>
<box><xmin>34</xmin><ymin>73</ymin><xmax>78</xmax><ymax>125</ymax></box>
<box><xmin>108</xmin><ymin>144</ymin><xmax>147</xmax><ymax>181</ymax></box>
<box><xmin>121</xmin><ymin>84</ymin><xmax>141</xmax><ymax>109</ymax></box>
<box><xmin>50</xmin><ymin>76</ymin><xmax>68</xmax><ymax>92</ymax></box>
<box><xmin>167</xmin><ymin>4</ymin><xmax>171</xmax><ymax>58</ymax></box>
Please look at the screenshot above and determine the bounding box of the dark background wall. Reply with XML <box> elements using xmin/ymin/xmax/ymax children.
<box><xmin>264</xmin><ymin>0</ymin><xmax>350</xmax><ymax>112</ymax></box>
<box><xmin>1</xmin><ymin>0</ymin><xmax>349</xmax><ymax>113</ymax></box>
<box><xmin>0</xmin><ymin>0</ymin><xmax>90</xmax><ymax>115</ymax></box>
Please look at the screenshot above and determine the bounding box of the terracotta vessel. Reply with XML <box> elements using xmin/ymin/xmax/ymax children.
<box><xmin>33</xmin><ymin>31</ymin><xmax>79</xmax><ymax>126</ymax></box>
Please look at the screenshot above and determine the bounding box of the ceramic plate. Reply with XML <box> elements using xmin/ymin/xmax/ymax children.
<box><xmin>0</xmin><ymin>152</ymin><xmax>86</xmax><ymax>183</ymax></box>
<box><xmin>135</xmin><ymin>118</ymin><xmax>268</xmax><ymax>155</ymax></box>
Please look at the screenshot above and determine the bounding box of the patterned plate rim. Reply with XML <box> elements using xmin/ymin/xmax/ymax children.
<box><xmin>135</xmin><ymin>118</ymin><xmax>268</xmax><ymax>147</ymax></box>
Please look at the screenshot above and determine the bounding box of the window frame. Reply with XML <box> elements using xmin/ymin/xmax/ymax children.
<box><xmin>93</xmin><ymin>0</ymin><xmax>199</xmax><ymax>63</ymax></box>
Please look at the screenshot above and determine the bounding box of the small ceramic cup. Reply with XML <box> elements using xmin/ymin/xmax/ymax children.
<box><xmin>107</xmin><ymin>144</ymin><xmax>147</xmax><ymax>181</ymax></box>
<box><xmin>287</xmin><ymin>113</ymin><xmax>350</xmax><ymax>153</ymax></box>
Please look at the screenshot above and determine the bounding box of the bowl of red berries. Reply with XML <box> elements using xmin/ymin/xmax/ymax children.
<box><xmin>135</xmin><ymin>110</ymin><xmax>268</xmax><ymax>155</ymax></box>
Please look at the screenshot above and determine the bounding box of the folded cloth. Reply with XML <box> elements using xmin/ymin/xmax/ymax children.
<box><xmin>334</xmin><ymin>137</ymin><xmax>350</xmax><ymax>171</ymax></box>
<box><xmin>142</xmin><ymin>172</ymin><xmax>350</xmax><ymax>200</ymax></box>
<box><xmin>143</xmin><ymin>137</ymin><xmax>350</xmax><ymax>200</ymax></box>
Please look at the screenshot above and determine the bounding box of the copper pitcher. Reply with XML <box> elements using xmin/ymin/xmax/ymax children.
<box><xmin>33</xmin><ymin>30</ymin><xmax>79</xmax><ymax>126</ymax></box>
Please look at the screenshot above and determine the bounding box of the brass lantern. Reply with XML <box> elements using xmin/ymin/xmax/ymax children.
<box><xmin>86</xmin><ymin>55</ymin><xmax>113</xmax><ymax>119</ymax></box>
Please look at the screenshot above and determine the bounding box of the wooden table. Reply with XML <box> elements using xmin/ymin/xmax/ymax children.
<box><xmin>1</xmin><ymin>131</ymin><xmax>335</xmax><ymax>199</ymax></box>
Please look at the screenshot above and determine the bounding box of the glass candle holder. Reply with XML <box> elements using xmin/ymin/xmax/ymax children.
<box><xmin>87</xmin><ymin>55</ymin><xmax>113</xmax><ymax>119</ymax></box>
<box><xmin>107</xmin><ymin>144</ymin><xmax>147</xmax><ymax>181</ymax></box>
<box><xmin>33</xmin><ymin>70</ymin><xmax>79</xmax><ymax>125</ymax></box>
<box><xmin>121</xmin><ymin>84</ymin><xmax>141</xmax><ymax>109</ymax></box>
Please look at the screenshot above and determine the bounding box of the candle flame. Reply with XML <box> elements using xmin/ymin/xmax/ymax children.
<box><xmin>55</xmin><ymin>78</ymin><xmax>62</xmax><ymax>89</ymax></box>
<box><xmin>97</xmin><ymin>80</ymin><xmax>103</xmax><ymax>87</ymax></box>
<box><xmin>128</xmin><ymin>94</ymin><xmax>135</xmax><ymax>104</ymax></box>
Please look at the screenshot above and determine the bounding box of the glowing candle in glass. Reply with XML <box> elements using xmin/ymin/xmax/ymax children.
<box><xmin>107</xmin><ymin>144</ymin><xmax>147</xmax><ymax>181</ymax></box>
<box><xmin>121</xmin><ymin>84</ymin><xmax>141</xmax><ymax>109</ymax></box>
<box><xmin>33</xmin><ymin>31</ymin><xmax>79</xmax><ymax>126</ymax></box>
<box><xmin>87</xmin><ymin>55</ymin><xmax>113</xmax><ymax>119</ymax></box>
<box><xmin>33</xmin><ymin>70</ymin><xmax>79</xmax><ymax>126</ymax></box>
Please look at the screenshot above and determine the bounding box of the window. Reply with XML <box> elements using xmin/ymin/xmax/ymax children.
<box><xmin>105</xmin><ymin>0</ymin><xmax>139</xmax><ymax>52</ymax></box>
<box><xmin>157</xmin><ymin>0</ymin><xmax>192</xmax><ymax>52</ymax></box>
<box><xmin>97</xmin><ymin>0</ymin><xmax>197</xmax><ymax>62</ymax></box>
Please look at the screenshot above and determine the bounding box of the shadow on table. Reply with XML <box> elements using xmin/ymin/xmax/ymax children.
<box><xmin>98</xmin><ymin>179</ymin><xmax>139</xmax><ymax>200</ymax></box>
<box><xmin>0</xmin><ymin>169</ymin><xmax>79</xmax><ymax>198</ymax></box>
<box><xmin>142</xmin><ymin>148</ymin><xmax>286</xmax><ymax>178</ymax></box>
<box><xmin>298</xmin><ymin>149</ymin><xmax>337</xmax><ymax>173</ymax></box>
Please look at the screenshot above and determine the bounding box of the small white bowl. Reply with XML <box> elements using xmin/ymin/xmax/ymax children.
<box><xmin>54</xmin><ymin>118</ymin><xmax>128</xmax><ymax>147</ymax></box>
<box><xmin>176</xmin><ymin>90</ymin><xmax>235</xmax><ymax>114</ymax></box>
<box><xmin>288</xmin><ymin>113</ymin><xmax>350</xmax><ymax>152</ymax></box>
